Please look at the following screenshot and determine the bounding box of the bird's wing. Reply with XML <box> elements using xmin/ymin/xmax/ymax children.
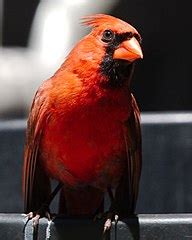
<box><xmin>115</xmin><ymin>94</ymin><xmax>142</xmax><ymax>215</ymax></box>
<box><xmin>23</xmin><ymin>84</ymin><xmax>51</xmax><ymax>212</ymax></box>
<box><xmin>126</xmin><ymin>94</ymin><xmax>142</xmax><ymax>212</ymax></box>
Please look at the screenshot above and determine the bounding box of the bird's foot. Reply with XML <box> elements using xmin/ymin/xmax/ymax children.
<box><xmin>94</xmin><ymin>211</ymin><xmax>119</xmax><ymax>236</ymax></box>
<box><xmin>26</xmin><ymin>205</ymin><xmax>51</xmax><ymax>227</ymax></box>
<box><xmin>101</xmin><ymin>212</ymin><xmax>119</xmax><ymax>240</ymax></box>
<box><xmin>103</xmin><ymin>212</ymin><xmax>119</xmax><ymax>234</ymax></box>
<box><xmin>23</xmin><ymin>204</ymin><xmax>52</xmax><ymax>240</ymax></box>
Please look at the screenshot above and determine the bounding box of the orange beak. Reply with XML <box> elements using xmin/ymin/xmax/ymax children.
<box><xmin>113</xmin><ymin>37</ymin><xmax>143</xmax><ymax>62</ymax></box>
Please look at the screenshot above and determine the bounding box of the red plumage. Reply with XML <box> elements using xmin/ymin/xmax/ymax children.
<box><xmin>23</xmin><ymin>14</ymin><xmax>143</xmax><ymax>220</ymax></box>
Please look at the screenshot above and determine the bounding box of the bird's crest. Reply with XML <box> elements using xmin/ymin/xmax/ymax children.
<box><xmin>81</xmin><ymin>14</ymin><xmax>123</xmax><ymax>28</ymax></box>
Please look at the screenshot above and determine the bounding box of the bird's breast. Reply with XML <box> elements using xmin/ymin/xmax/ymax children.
<box><xmin>40</xmin><ymin>95</ymin><xmax>131</xmax><ymax>189</ymax></box>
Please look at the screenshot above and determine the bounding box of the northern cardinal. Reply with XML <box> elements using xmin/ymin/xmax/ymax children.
<box><xmin>23</xmin><ymin>14</ymin><xmax>143</xmax><ymax>231</ymax></box>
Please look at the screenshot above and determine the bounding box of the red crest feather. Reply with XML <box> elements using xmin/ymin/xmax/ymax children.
<box><xmin>81</xmin><ymin>14</ymin><xmax>121</xmax><ymax>28</ymax></box>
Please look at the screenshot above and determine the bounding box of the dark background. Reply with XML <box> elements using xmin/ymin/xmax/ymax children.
<box><xmin>3</xmin><ymin>0</ymin><xmax>192</xmax><ymax>112</ymax></box>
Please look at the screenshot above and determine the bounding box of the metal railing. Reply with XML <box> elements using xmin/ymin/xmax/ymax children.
<box><xmin>1</xmin><ymin>213</ymin><xmax>192</xmax><ymax>239</ymax></box>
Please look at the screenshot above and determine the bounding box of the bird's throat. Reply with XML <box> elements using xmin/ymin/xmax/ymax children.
<box><xmin>100</xmin><ymin>58</ymin><xmax>135</xmax><ymax>89</ymax></box>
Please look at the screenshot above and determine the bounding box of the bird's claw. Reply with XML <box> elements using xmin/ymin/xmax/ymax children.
<box><xmin>26</xmin><ymin>212</ymin><xmax>41</xmax><ymax>227</ymax></box>
<box><xmin>23</xmin><ymin>206</ymin><xmax>52</xmax><ymax>240</ymax></box>
<box><xmin>24</xmin><ymin>204</ymin><xmax>51</xmax><ymax>230</ymax></box>
<box><xmin>104</xmin><ymin>218</ymin><xmax>112</xmax><ymax>233</ymax></box>
<box><xmin>23</xmin><ymin>205</ymin><xmax>51</xmax><ymax>235</ymax></box>
<box><xmin>103</xmin><ymin>212</ymin><xmax>119</xmax><ymax>234</ymax></box>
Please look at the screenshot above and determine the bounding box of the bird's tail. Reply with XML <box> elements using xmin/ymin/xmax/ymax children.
<box><xmin>58</xmin><ymin>186</ymin><xmax>104</xmax><ymax>217</ymax></box>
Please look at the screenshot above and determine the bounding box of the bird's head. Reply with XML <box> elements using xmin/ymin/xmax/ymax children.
<box><xmin>63</xmin><ymin>14</ymin><xmax>143</xmax><ymax>90</ymax></box>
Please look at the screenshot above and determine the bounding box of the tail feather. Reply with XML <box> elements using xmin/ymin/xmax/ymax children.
<box><xmin>59</xmin><ymin>186</ymin><xmax>104</xmax><ymax>217</ymax></box>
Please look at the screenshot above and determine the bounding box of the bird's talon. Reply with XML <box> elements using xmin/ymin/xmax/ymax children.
<box><xmin>103</xmin><ymin>218</ymin><xmax>112</xmax><ymax>234</ymax></box>
<box><xmin>114</xmin><ymin>214</ymin><xmax>119</xmax><ymax>223</ymax></box>
<box><xmin>103</xmin><ymin>212</ymin><xmax>119</xmax><ymax>234</ymax></box>
<box><xmin>25</xmin><ymin>205</ymin><xmax>51</xmax><ymax>228</ymax></box>
<box><xmin>32</xmin><ymin>214</ymin><xmax>41</xmax><ymax>227</ymax></box>
<box><xmin>27</xmin><ymin>211</ymin><xmax>34</xmax><ymax>219</ymax></box>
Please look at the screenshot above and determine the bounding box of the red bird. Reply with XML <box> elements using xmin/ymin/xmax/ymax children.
<box><xmin>23</xmin><ymin>14</ymin><xmax>143</xmax><ymax>230</ymax></box>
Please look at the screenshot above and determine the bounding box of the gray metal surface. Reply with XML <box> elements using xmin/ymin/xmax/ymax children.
<box><xmin>0</xmin><ymin>214</ymin><xmax>104</xmax><ymax>240</ymax></box>
<box><xmin>0</xmin><ymin>113</ymin><xmax>192</xmax><ymax>213</ymax></box>
<box><xmin>1</xmin><ymin>214</ymin><xmax>192</xmax><ymax>240</ymax></box>
<box><xmin>111</xmin><ymin>214</ymin><xmax>192</xmax><ymax>240</ymax></box>
<box><xmin>137</xmin><ymin>113</ymin><xmax>192</xmax><ymax>213</ymax></box>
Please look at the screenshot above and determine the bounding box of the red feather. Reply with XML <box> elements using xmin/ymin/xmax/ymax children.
<box><xmin>23</xmin><ymin>14</ymin><xmax>143</xmax><ymax>218</ymax></box>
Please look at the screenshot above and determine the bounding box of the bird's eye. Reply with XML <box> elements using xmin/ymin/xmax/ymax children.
<box><xmin>102</xmin><ymin>30</ymin><xmax>114</xmax><ymax>43</ymax></box>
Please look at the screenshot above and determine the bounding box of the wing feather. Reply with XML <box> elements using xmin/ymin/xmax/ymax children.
<box><xmin>125</xmin><ymin>94</ymin><xmax>142</xmax><ymax>212</ymax></box>
<box><xmin>115</xmin><ymin>94</ymin><xmax>142</xmax><ymax>215</ymax></box>
<box><xmin>23</xmin><ymin>85</ymin><xmax>51</xmax><ymax>212</ymax></box>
